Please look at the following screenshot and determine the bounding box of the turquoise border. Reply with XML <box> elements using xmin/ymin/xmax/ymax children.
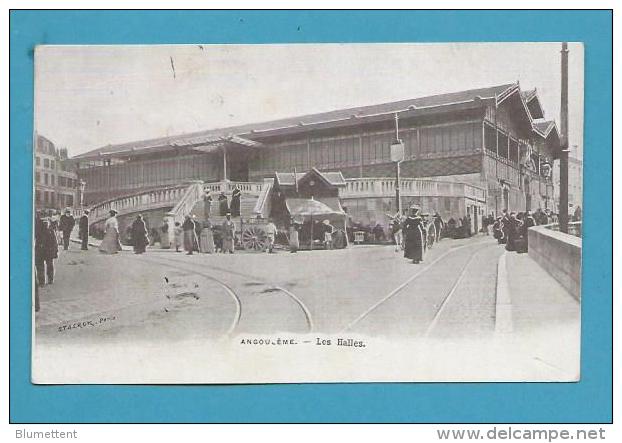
<box><xmin>9</xmin><ymin>10</ymin><xmax>612</xmax><ymax>423</ymax></box>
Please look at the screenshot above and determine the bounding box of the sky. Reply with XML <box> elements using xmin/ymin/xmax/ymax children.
<box><xmin>34</xmin><ymin>43</ymin><xmax>584</xmax><ymax>158</ymax></box>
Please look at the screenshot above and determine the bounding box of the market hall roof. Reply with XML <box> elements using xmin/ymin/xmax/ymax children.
<box><xmin>275</xmin><ymin>169</ymin><xmax>347</xmax><ymax>188</ymax></box>
<box><xmin>73</xmin><ymin>82</ymin><xmax>554</xmax><ymax>161</ymax></box>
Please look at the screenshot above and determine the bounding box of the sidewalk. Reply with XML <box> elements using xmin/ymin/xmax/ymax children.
<box><xmin>496</xmin><ymin>249</ymin><xmax>580</xmax><ymax>380</ymax></box>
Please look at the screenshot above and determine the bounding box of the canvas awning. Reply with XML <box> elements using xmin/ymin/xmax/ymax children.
<box><xmin>285</xmin><ymin>198</ymin><xmax>345</xmax><ymax>217</ymax></box>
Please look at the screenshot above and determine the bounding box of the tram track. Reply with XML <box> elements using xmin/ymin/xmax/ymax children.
<box><xmin>341</xmin><ymin>241</ymin><xmax>495</xmax><ymax>333</ymax></box>
<box><xmin>136</xmin><ymin>253</ymin><xmax>314</xmax><ymax>335</ymax></box>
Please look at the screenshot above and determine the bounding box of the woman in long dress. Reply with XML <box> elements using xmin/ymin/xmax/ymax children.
<box><xmin>99</xmin><ymin>210</ymin><xmax>122</xmax><ymax>254</ymax></box>
<box><xmin>403</xmin><ymin>206</ymin><xmax>425</xmax><ymax>264</ymax></box>
<box><xmin>182</xmin><ymin>215</ymin><xmax>198</xmax><ymax>255</ymax></box>
<box><xmin>131</xmin><ymin>214</ymin><xmax>149</xmax><ymax>254</ymax></box>
<box><xmin>199</xmin><ymin>219</ymin><xmax>215</xmax><ymax>253</ymax></box>
<box><xmin>230</xmin><ymin>186</ymin><xmax>241</xmax><ymax>217</ymax></box>
<box><xmin>160</xmin><ymin>220</ymin><xmax>171</xmax><ymax>249</ymax></box>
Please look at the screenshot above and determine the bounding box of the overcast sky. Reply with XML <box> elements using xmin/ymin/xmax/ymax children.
<box><xmin>34</xmin><ymin>43</ymin><xmax>584</xmax><ymax>158</ymax></box>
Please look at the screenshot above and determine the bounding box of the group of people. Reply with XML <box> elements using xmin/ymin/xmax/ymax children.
<box><xmin>172</xmin><ymin>212</ymin><xmax>237</xmax><ymax>255</ymax></box>
<box><xmin>490</xmin><ymin>209</ymin><xmax>539</xmax><ymax>253</ymax></box>
<box><xmin>34</xmin><ymin>208</ymin><xmax>91</xmax><ymax>287</ymax></box>
<box><xmin>387</xmin><ymin>206</ymin><xmax>443</xmax><ymax>264</ymax></box>
<box><xmin>203</xmin><ymin>187</ymin><xmax>242</xmax><ymax>218</ymax></box>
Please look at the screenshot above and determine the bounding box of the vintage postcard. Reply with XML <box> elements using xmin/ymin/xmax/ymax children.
<box><xmin>31</xmin><ymin>43</ymin><xmax>583</xmax><ymax>383</ymax></box>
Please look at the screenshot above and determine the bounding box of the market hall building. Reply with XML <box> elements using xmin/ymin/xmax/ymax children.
<box><xmin>72</xmin><ymin>82</ymin><xmax>560</xmax><ymax>235</ymax></box>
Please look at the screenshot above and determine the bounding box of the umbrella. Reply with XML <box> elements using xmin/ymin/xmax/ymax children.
<box><xmin>285</xmin><ymin>198</ymin><xmax>344</xmax><ymax>250</ymax></box>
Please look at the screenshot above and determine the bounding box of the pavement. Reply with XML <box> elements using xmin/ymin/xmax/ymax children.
<box><xmin>33</xmin><ymin>233</ymin><xmax>580</xmax><ymax>382</ymax></box>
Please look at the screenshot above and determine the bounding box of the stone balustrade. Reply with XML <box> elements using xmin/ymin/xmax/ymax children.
<box><xmin>341</xmin><ymin>177</ymin><xmax>486</xmax><ymax>202</ymax></box>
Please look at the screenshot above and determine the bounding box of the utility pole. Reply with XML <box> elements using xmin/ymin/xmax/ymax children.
<box><xmin>559</xmin><ymin>42</ymin><xmax>570</xmax><ymax>233</ymax></box>
<box><xmin>391</xmin><ymin>113</ymin><xmax>404</xmax><ymax>215</ymax></box>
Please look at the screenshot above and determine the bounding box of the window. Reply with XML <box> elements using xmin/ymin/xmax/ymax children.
<box><xmin>50</xmin><ymin>175</ymin><xmax>55</xmax><ymax>186</ymax></box>
<box><xmin>44</xmin><ymin>173</ymin><xmax>48</xmax><ymax>185</ymax></box>
<box><xmin>36</xmin><ymin>156</ymin><xmax>40</xmax><ymax>166</ymax></box>
<box><xmin>51</xmin><ymin>160</ymin><xmax>55</xmax><ymax>170</ymax></box>
<box><xmin>35</xmin><ymin>172</ymin><xmax>40</xmax><ymax>183</ymax></box>
<box><xmin>35</xmin><ymin>190</ymin><xmax>41</xmax><ymax>204</ymax></box>
<box><xmin>44</xmin><ymin>191</ymin><xmax>49</xmax><ymax>204</ymax></box>
<box><xmin>44</xmin><ymin>158</ymin><xmax>50</xmax><ymax>168</ymax></box>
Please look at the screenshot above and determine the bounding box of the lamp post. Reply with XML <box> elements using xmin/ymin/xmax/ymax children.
<box><xmin>78</xmin><ymin>179</ymin><xmax>86</xmax><ymax>208</ymax></box>
<box><xmin>390</xmin><ymin>113</ymin><xmax>405</xmax><ymax>214</ymax></box>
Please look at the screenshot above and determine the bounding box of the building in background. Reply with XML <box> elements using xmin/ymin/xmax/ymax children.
<box><xmin>35</xmin><ymin>134</ymin><xmax>79</xmax><ymax>213</ymax></box>
<box><xmin>71</xmin><ymin>83</ymin><xmax>560</xmax><ymax>233</ymax></box>
<box><xmin>554</xmin><ymin>144</ymin><xmax>583</xmax><ymax>213</ymax></box>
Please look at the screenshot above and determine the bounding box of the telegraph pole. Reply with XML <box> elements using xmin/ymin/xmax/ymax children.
<box><xmin>391</xmin><ymin>113</ymin><xmax>404</xmax><ymax>215</ymax></box>
<box><xmin>559</xmin><ymin>42</ymin><xmax>570</xmax><ymax>233</ymax></box>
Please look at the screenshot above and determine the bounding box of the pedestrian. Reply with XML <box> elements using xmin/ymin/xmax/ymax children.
<box><xmin>173</xmin><ymin>221</ymin><xmax>183</xmax><ymax>252</ymax></box>
<box><xmin>264</xmin><ymin>218</ymin><xmax>278</xmax><ymax>253</ymax></box>
<box><xmin>505</xmin><ymin>212</ymin><xmax>522</xmax><ymax>252</ymax></box>
<box><xmin>203</xmin><ymin>188</ymin><xmax>213</xmax><ymax>220</ymax></box>
<box><xmin>289</xmin><ymin>219</ymin><xmax>300</xmax><ymax>253</ymax></box>
<box><xmin>573</xmin><ymin>205</ymin><xmax>582</xmax><ymax>222</ymax></box>
<box><xmin>403</xmin><ymin>205</ymin><xmax>425</xmax><ymax>264</ymax></box>
<box><xmin>182</xmin><ymin>215</ymin><xmax>197</xmax><ymax>255</ymax></box>
<box><xmin>389</xmin><ymin>212</ymin><xmax>403</xmax><ymax>252</ymax></box>
<box><xmin>58</xmin><ymin>208</ymin><xmax>75</xmax><ymax>251</ymax></box>
<box><xmin>433</xmin><ymin>212</ymin><xmax>444</xmax><ymax>242</ymax></box>
<box><xmin>199</xmin><ymin>219</ymin><xmax>215</xmax><ymax>254</ymax></box>
<box><xmin>35</xmin><ymin>219</ymin><xmax>58</xmax><ymax>285</ymax></box>
<box><xmin>50</xmin><ymin>211</ymin><xmax>62</xmax><ymax>246</ymax></box>
<box><xmin>160</xmin><ymin>220</ymin><xmax>171</xmax><ymax>249</ymax></box>
<box><xmin>78</xmin><ymin>209</ymin><xmax>90</xmax><ymax>250</ymax></box>
<box><xmin>493</xmin><ymin>216</ymin><xmax>504</xmax><ymax>243</ymax></box>
<box><xmin>193</xmin><ymin>215</ymin><xmax>201</xmax><ymax>252</ymax></box>
<box><xmin>322</xmin><ymin>219</ymin><xmax>335</xmax><ymax>249</ymax></box>
<box><xmin>99</xmin><ymin>209</ymin><xmax>122</xmax><ymax>254</ymax></box>
<box><xmin>218</xmin><ymin>191</ymin><xmax>229</xmax><ymax>216</ymax></box>
<box><xmin>500</xmin><ymin>210</ymin><xmax>511</xmax><ymax>245</ymax></box>
<box><xmin>230</xmin><ymin>185</ymin><xmax>241</xmax><ymax>217</ymax></box>
<box><xmin>131</xmin><ymin>214</ymin><xmax>149</xmax><ymax>254</ymax></box>
<box><xmin>221</xmin><ymin>213</ymin><xmax>236</xmax><ymax>254</ymax></box>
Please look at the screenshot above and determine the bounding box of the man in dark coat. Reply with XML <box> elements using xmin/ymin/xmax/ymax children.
<box><xmin>433</xmin><ymin>212</ymin><xmax>444</xmax><ymax>242</ymax></box>
<box><xmin>182</xmin><ymin>215</ymin><xmax>198</xmax><ymax>255</ymax></box>
<box><xmin>58</xmin><ymin>209</ymin><xmax>75</xmax><ymax>250</ymax></box>
<box><xmin>403</xmin><ymin>206</ymin><xmax>425</xmax><ymax>264</ymax></box>
<box><xmin>500</xmin><ymin>210</ymin><xmax>511</xmax><ymax>244</ymax></box>
<box><xmin>505</xmin><ymin>212</ymin><xmax>522</xmax><ymax>252</ymax></box>
<box><xmin>131</xmin><ymin>214</ymin><xmax>149</xmax><ymax>254</ymax></box>
<box><xmin>230</xmin><ymin>186</ymin><xmax>241</xmax><ymax>217</ymax></box>
<box><xmin>78</xmin><ymin>209</ymin><xmax>90</xmax><ymax>250</ymax></box>
<box><xmin>218</xmin><ymin>192</ymin><xmax>229</xmax><ymax>216</ymax></box>
<box><xmin>35</xmin><ymin>219</ymin><xmax>58</xmax><ymax>285</ymax></box>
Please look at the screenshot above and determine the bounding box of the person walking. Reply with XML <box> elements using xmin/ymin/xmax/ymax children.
<box><xmin>203</xmin><ymin>188</ymin><xmax>213</xmax><ymax>220</ymax></box>
<box><xmin>182</xmin><ymin>215</ymin><xmax>197</xmax><ymax>255</ymax></box>
<box><xmin>433</xmin><ymin>212</ymin><xmax>444</xmax><ymax>243</ymax></box>
<box><xmin>221</xmin><ymin>213</ymin><xmax>236</xmax><ymax>254</ymax></box>
<box><xmin>160</xmin><ymin>220</ymin><xmax>171</xmax><ymax>249</ymax></box>
<box><xmin>78</xmin><ymin>209</ymin><xmax>90</xmax><ymax>250</ymax></box>
<box><xmin>173</xmin><ymin>221</ymin><xmax>183</xmax><ymax>252</ymax></box>
<box><xmin>521</xmin><ymin>210</ymin><xmax>536</xmax><ymax>252</ymax></box>
<box><xmin>403</xmin><ymin>205</ymin><xmax>425</xmax><ymax>264</ymax></box>
<box><xmin>199</xmin><ymin>219</ymin><xmax>215</xmax><ymax>253</ymax></box>
<box><xmin>264</xmin><ymin>218</ymin><xmax>278</xmax><ymax>253</ymax></box>
<box><xmin>131</xmin><ymin>214</ymin><xmax>150</xmax><ymax>254</ymax></box>
<box><xmin>322</xmin><ymin>220</ymin><xmax>335</xmax><ymax>250</ymax></box>
<box><xmin>35</xmin><ymin>219</ymin><xmax>58</xmax><ymax>285</ymax></box>
<box><xmin>389</xmin><ymin>213</ymin><xmax>403</xmax><ymax>252</ymax></box>
<box><xmin>289</xmin><ymin>219</ymin><xmax>300</xmax><ymax>253</ymax></box>
<box><xmin>218</xmin><ymin>191</ymin><xmax>229</xmax><ymax>216</ymax></box>
<box><xmin>230</xmin><ymin>185</ymin><xmax>241</xmax><ymax>217</ymax></box>
<box><xmin>58</xmin><ymin>209</ymin><xmax>75</xmax><ymax>251</ymax></box>
<box><xmin>99</xmin><ymin>209</ymin><xmax>122</xmax><ymax>254</ymax></box>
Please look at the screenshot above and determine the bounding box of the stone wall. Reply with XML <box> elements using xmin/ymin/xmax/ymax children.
<box><xmin>528</xmin><ymin>224</ymin><xmax>582</xmax><ymax>300</ymax></box>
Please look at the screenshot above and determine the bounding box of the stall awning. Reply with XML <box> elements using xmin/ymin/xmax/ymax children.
<box><xmin>286</xmin><ymin>198</ymin><xmax>345</xmax><ymax>217</ymax></box>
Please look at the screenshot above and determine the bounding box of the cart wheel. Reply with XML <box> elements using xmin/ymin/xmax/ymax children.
<box><xmin>241</xmin><ymin>226</ymin><xmax>267</xmax><ymax>251</ymax></box>
<box><xmin>426</xmin><ymin>224</ymin><xmax>436</xmax><ymax>250</ymax></box>
<box><xmin>332</xmin><ymin>229</ymin><xmax>347</xmax><ymax>249</ymax></box>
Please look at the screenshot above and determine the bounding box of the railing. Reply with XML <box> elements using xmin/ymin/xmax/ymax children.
<box><xmin>341</xmin><ymin>177</ymin><xmax>486</xmax><ymax>202</ymax></box>
<box><xmin>167</xmin><ymin>181</ymin><xmax>206</xmax><ymax>225</ymax></box>
<box><xmin>87</xmin><ymin>183</ymin><xmax>192</xmax><ymax>224</ymax></box>
<box><xmin>203</xmin><ymin>180</ymin><xmax>264</xmax><ymax>196</ymax></box>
